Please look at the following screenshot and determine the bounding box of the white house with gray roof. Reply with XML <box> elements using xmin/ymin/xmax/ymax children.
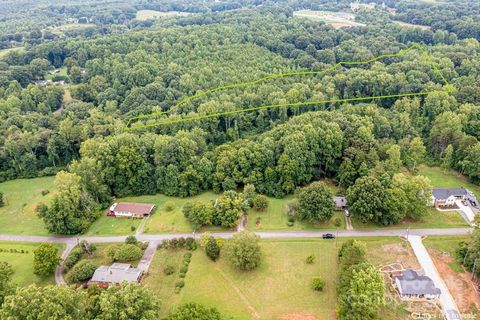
<box><xmin>88</xmin><ymin>263</ymin><xmax>142</xmax><ymax>287</ymax></box>
<box><xmin>394</xmin><ymin>269</ymin><xmax>441</xmax><ymax>300</ymax></box>
<box><xmin>431</xmin><ymin>188</ymin><xmax>476</xmax><ymax>207</ymax></box>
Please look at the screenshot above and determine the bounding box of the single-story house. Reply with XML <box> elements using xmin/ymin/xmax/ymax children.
<box><xmin>333</xmin><ymin>196</ymin><xmax>347</xmax><ymax>210</ymax></box>
<box><xmin>107</xmin><ymin>202</ymin><xmax>155</xmax><ymax>218</ymax></box>
<box><xmin>394</xmin><ymin>269</ymin><xmax>441</xmax><ymax>300</ymax></box>
<box><xmin>88</xmin><ymin>263</ymin><xmax>142</xmax><ymax>288</ymax></box>
<box><xmin>431</xmin><ymin>188</ymin><xmax>470</xmax><ymax>207</ymax></box>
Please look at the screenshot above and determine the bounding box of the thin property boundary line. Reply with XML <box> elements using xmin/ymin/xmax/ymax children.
<box><xmin>125</xmin><ymin>44</ymin><xmax>453</xmax><ymax>130</ymax></box>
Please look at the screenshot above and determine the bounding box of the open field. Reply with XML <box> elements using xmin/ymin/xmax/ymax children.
<box><xmin>0</xmin><ymin>241</ymin><xmax>64</xmax><ymax>287</ymax></box>
<box><xmin>352</xmin><ymin>207</ymin><xmax>468</xmax><ymax>230</ymax></box>
<box><xmin>144</xmin><ymin>237</ymin><xmax>414</xmax><ymax>319</ymax></box>
<box><xmin>393</xmin><ymin>20</ymin><xmax>431</xmax><ymax>30</ymax></box>
<box><xmin>50</xmin><ymin>23</ymin><xmax>97</xmax><ymax>35</ymax></box>
<box><xmin>418</xmin><ymin>165</ymin><xmax>480</xmax><ymax>196</ymax></box>
<box><xmin>424</xmin><ymin>236</ymin><xmax>480</xmax><ymax>315</ymax></box>
<box><xmin>45</xmin><ymin>67</ymin><xmax>68</xmax><ymax>80</ymax></box>
<box><xmin>0</xmin><ymin>176</ymin><xmax>55</xmax><ymax>235</ymax></box>
<box><xmin>136</xmin><ymin>10</ymin><xmax>191</xmax><ymax>21</ymax></box>
<box><xmin>293</xmin><ymin>10</ymin><xmax>366</xmax><ymax>29</ymax></box>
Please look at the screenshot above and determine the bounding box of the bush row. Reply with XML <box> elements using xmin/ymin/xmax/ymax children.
<box><xmin>159</xmin><ymin>237</ymin><xmax>197</xmax><ymax>251</ymax></box>
<box><xmin>0</xmin><ymin>248</ymin><xmax>29</xmax><ymax>254</ymax></box>
<box><xmin>175</xmin><ymin>252</ymin><xmax>192</xmax><ymax>294</ymax></box>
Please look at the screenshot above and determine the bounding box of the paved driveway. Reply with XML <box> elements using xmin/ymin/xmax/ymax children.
<box><xmin>408</xmin><ymin>235</ymin><xmax>461</xmax><ymax>320</ymax></box>
<box><xmin>455</xmin><ymin>200</ymin><xmax>476</xmax><ymax>225</ymax></box>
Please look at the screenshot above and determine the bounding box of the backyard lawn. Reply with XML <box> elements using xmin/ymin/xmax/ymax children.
<box><xmin>418</xmin><ymin>165</ymin><xmax>480</xmax><ymax>196</ymax></box>
<box><xmin>0</xmin><ymin>176</ymin><xmax>55</xmax><ymax>235</ymax></box>
<box><xmin>0</xmin><ymin>241</ymin><xmax>64</xmax><ymax>287</ymax></box>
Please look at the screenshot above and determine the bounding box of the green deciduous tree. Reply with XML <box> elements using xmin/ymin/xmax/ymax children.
<box><xmin>297</xmin><ymin>182</ymin><xmax>334</xmax><ymax>222</ymax></box>
<box><xmin>33</xmin><ymin>243</ymin><xmax>60</xmax><ymax>276</ymax></box>
<box><xmin>0</xmin><ymin>262</ymin><xmax>13</xmax><ymax>306</ymax></box>
<box><xmin>168</xmin><ymin>303</ymin><xmax>222</xmax><ymax>320</ymax></box>
<box><xmin>66</xmin><ymin>260</ymin><xmax>97</xmax><ymax>283</ymax></box>
<box><xmin>205</xmin><ymin>237</ymin><xmax>220</xmax><ymax>262</ymax></box>
<box><xmin>224</xmin><ymin>231</ymin><xmax>261</xmax><ymax>271</ymax></box>
<box><xmin>253</xmin><ymin>195</ymin><xmax>269</xmax><ymax>211</ymax></box>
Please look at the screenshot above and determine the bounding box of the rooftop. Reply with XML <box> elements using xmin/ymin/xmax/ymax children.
<box><xmin>333</xmin><ymin>196</ymin><xmax>347</xmax><ymax>207</ymax></box>
<box><xmin>432</xmin><ymin>188</ymin><xmax>469</xmax><ymax>200</ymax></box>
<box><xmin>110</xmin><ymin>202</ymin><xmax>155</xmax><ymax>215</ymax></box>
<box><xmin>395</xmin><ymin>269</ymin><xmax>441</xmax><ymax>296</ymax></box>
<box><xmin>89</xmin><ymin>263</ymin><xmax>142</xmax><ymax>284</ymax></box>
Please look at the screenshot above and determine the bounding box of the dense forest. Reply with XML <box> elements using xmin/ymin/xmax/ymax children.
<box><xmin>1</xmin><ymin>0</ymin><xmax>480</xmax><ymax>233</ymax></box>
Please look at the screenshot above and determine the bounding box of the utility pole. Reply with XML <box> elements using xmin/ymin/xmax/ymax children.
<box><xmin>405</xmin><ymin>227</ymin><xmax>410</xmax><ymax>240</ymax></box>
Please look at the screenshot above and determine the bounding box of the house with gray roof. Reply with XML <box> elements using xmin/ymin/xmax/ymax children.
<box><xmin>431</xmin><ymin>188</ymin><xmax>471</xmax><ymax>207</ymax></box>
<box><xmin>394</xmin><ymin>269</ymin><xmax>441</xmax><ymax>300</ymax></box>
<box><xmin>88</xmin><ymin>263</ymin><xmax>142</xmax><ymax>287</ymax></box>
<box><xmin>333</xmin><ymin>196</ymin><xmax>347</xmax><ymax>210</ymax></box>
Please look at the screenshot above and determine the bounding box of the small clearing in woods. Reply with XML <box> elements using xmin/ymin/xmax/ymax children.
<box><xmin>428</xmin><ymin>248</ymin><xmax>480</xmax><ymax>314</ymax></box>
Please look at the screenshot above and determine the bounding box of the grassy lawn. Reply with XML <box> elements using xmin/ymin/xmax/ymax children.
<box><xmin>0</xmin><ymin>241</ymin><xmax>64</xmax><ymax>287</ymax></box>
<box><xmin>71</xmin><ymin>243</ymin><xmax>142</xmax><ymax>269</ymax></box>
<box><xmin>144</xmin><ymin>237</ymin><xmax>413</xmax><ymax>319</ymax></box>
<box><xmin>145</xmin><ymin>239</ymin><xmax>339</xmax><ymax>319</ymax></box>
<box><xmin>136</xmin><ymin>10</ymin><xmax>191</xmax><ymax>21</ymax></box>
<box><xmin>418</xmin><ymin>165</ymin><xmax>480</xmax><ymax>196</ymax></box>
<box><xmin>248</xmin><ymin>196</ymin><xmax>345</xmax><ymax>231</ymax></box>
<box><xmin>45</xmin><ymin>67</ymin><xmax>68</xmax><ymax>80</ymax></box>
<box><xmin>0</xmin><ymin>176</ymin><xmax>55</xmax><ymax>235</ymax></box>
<box><xmin>352</xmin><ymin>207</ymin><xmax>468</xmax><ymax>230</ymax></box>
<box><xmin>86</xmin><ymin>215</ymin><xmax>143</xmax><ymax>236</ymax></box>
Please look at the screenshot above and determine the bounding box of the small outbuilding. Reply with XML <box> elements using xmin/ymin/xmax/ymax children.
<box><xmin>107</xmin><ymin>202</ymin><xmax>155</xmax><ymax>218</ymax></box>
<box><xmin>333</xmin><ymin>196</ymin><xmax>347</xmax><ymax>210</ymax></box>
<box><xmin>394</xmin><ymin>269</ymin><xmax>441</xmax><ymax>300</ymax></box>
<box><xmin>88</xmin><ymin>263</ymin><xmax>142</xmax><ymax>288</ymax></box>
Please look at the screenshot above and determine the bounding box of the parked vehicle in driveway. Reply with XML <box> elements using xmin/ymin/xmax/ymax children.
<box><xmin>322</xmin><ymin>233</ymin><xmax>335</xmax><ymax>239</ymax></box>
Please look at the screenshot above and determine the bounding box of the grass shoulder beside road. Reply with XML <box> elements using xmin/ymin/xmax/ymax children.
<box><xmin>0</xmin><ymin>241</ymin><xmax>64</xmax><ymax>286</ymax></box>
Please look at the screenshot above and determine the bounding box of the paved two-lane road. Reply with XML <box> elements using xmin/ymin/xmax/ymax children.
<box><xmin>0</xmin><ymin>227</ymin><xmax>472</xmax><ymax>244</ymax></box>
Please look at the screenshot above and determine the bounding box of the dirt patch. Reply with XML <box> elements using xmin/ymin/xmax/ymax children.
<box><xmin>281</xmin><ymin>314</ymin><xmax>319</xmax><ymax>320</ymax></box>
<box><xmin>370</xmin><ymin>243</ymin><xmax>421</xmax><ymax>269</ymax></box>
<box><xmin>428</xmin><ymin>248</ymin><xmax>480</xmax><ymax>313</ymax></box>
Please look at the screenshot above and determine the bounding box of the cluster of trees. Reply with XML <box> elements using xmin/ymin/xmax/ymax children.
<box><xmin>456</xmin><ymin>219</ymin><xmax>480</xmax><ymax>276</ymax></box>
<box><xmin>33</xmin><ymin>243</ymin><xmax>60</xmax><ymax>276</ymax></box>
<box><xmin>183</xmin><ymin>190</ymin><xmax>248</xmax><ymax>229</ymax></box>
<box><xmin>337</xmin><ymin>240</ymin><xmax>385</xmax><ymax>320</ymax></box>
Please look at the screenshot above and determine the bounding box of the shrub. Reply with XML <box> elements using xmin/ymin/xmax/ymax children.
<box><xmin>183</xmin><ymin>252</ymin><xmax>192</xmax><ymax>259</ymax></box>
<box><xmin>0</xmin><ymin>192</ymin><xmax>4</xmax><ymax>207</ymax></box>
<box><xmin>66</xmin><ymin>260</ymin><xmax>97</xmax><ymax>283</ymax></box>
<box><xmin>311</xmin><ymin>277</ymin><xmax>325</xmax><ymax>291</ymax></box>
<box><xmin>114</xmin><ymin>244</ymin><xmax>143</xmax><ymax>262</ymax></box>
<box><xmin>185</xmin><ymin>237</ymin><xmax>197</xmax><ymax>251</ymax></box>
<box><xmin>64</xmin><ymin>247</ymin><xmax>84</xmax><ymax>270</ymax></box>
<box><xmin>125</xmin><ymin>235</ymin><xmax>138</xmax><ymax>245</ymax></box>
<box><xmin>287</xmin><ymin>221</ymin><xmax>294</xmax><ymax>227</ymax></box>
<box><xmin>164</xmin><ymin>201</ymin><xmax>175</xmax><ymax>212</ymax></box>
<box><xmin>178</xmin><ymin>237</ymin><xmax>186</xmax><ymax>248</ymax></box>
<box><xmin>169</xmin><ymin>239</ymin><xmax>179</xmax><ymax>249</ymax></box>
<box><xmin>40</xmin><ymin>189</ymin><xmax>50</xmax><ymax>196</ymax></box>
<box><xmin>169</xmin><ymin>303</ymin><xmax>222</xmax><ymax>320</ymax></box>
<box><xmin>205</xmin><ymin>237</ymin><xmax>220</xmax><ymax>261</ymax></box>
<box><xmin>253</xmin><ymin>195</ymin><xmax>269</xmax><ymax>211</ymax></box>
<box><xmin>180</xmin><ymin>266</ymin><xmax>188</xmax><ymax>274</ymax></box>
<box><xmin>306</xmin><ymin>255</ymin><xmax>315</xmax><ymax>264</ymax></box>
<box><xmin>175</xmin><ymin>280</ymin><xmax>185</xmax><ymax>288</ymax></box>
<box><xmin>174</xmin><ymin>287</ymin><xmax>181</xmax><ymax>294</ymax></box>
<box><xmin>139</xmin><ymin>242</ymin><xmax>149</xmax><ymax>250</ymax></box>
<box><xmin>130</xmin><ymin>225</ymin><xmax>136</xmax><ymax>232</ymax></box>
<box><xmin>183</xmin><ymin>256</ymin><xmax>191</xmax><ymax>263</ymax></box>
<box><xmin>163</xmin><ymin>265</ymin><xmax>175</xmax><ymax>276</ymax></box>
<box><xmin>334</xmin><ymin>217</ymin><xmax>342</xmax><ymax>227</ymax></box>
<box><xmin>178</xmin><ymin>272</ymin><xmax>186</xmax><ymax>278</ymax></box>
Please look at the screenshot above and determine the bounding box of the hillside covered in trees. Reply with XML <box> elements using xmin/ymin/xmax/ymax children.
<box><xmin>1</xmin><ymin>0</ymin><xmax>480</xmax><ymax>233</ymax></box>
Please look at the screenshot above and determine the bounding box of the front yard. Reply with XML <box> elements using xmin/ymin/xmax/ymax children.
<box><xmin>0</xmin><ymin>241</ymin><xmax>64</xmax><ymax>286</ymax></box>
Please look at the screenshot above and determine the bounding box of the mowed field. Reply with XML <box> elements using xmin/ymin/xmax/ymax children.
<box><xmin>144</xmin><ymin>237</ymin><xmax>414</xmax><ymax>320</ymax></box>
<box><xmin>136</xmin><ymin>10</ymin><xmax>191</xmax><ymax>21</ymax></box>
<box><xmin>0</xmin><ymin>241</ymin><xmax>64</xmax><ymax>286</ymax></box>
<box><xmin>293</xmin><ymin>10</ymin><xmax>366</xmax><ymax>29</ymax></box>
<box><xmin>0</xmin><ymin>176</ymin><xmax>55</xmax><ymax>235</ymax></box>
